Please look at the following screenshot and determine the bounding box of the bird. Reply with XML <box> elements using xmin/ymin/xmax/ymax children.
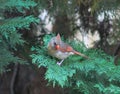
<box><xmin>47</xmin><ymin>33</ymin><xmax>89</xmax><ymax>65</ymax></box>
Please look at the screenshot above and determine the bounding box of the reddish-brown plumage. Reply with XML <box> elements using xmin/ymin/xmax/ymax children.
<box><xmin>47</xmin><ymin>33</ymin><xmax>89</xmax><ymax>65</ymax></box>
<box><xmin>56</xmin><ymin>45</ymin><xmax>73</xmax><ymax>52</ymax></box>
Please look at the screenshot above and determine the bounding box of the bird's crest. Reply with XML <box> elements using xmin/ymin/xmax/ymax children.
<box><xmin>56</xmin><ymin>33</ymin><xmax>61</xmax><ymax>41</ymax></box>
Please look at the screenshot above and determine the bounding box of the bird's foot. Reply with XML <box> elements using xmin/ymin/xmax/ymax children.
<box><xmin>57</xmin><ymin>59</ymin><xmax>64</xmax><ymax>66</ymax></box>
<box><xmin>57</xmin><ymin>62</ymin><xmax>62</xmax><ymax>66</ymax></box>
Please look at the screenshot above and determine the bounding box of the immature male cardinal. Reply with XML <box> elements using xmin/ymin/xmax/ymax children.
<box><xmin>47</xmin><ymin>34</ymin><xmax>89</xmax><ymax>65</ymax></box>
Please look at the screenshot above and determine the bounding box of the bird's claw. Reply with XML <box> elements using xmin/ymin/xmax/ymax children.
<box><xmin>56</xmin><ymin>59</ymin><xmax>64</xmax><ymax>66</ymax></box>
<box><xmin>57</xmin><ymin>62</ymin><xmax>61</xmax><ymax>66</ymax></box>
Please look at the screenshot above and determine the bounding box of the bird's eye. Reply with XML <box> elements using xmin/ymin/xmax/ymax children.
<box><xmin>54</xmin><ymin>42</ymin><xmax>57</xmax><ymax>46</ymax></box>
<box><xmin>53</xmin><ymin>42</ymin><xmax>60</xmax><ymax>49</ymax></box>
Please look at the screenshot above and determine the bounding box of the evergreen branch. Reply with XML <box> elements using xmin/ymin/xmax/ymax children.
<box><xmin>0</xmin><ymin>16</ymin><xmax>39</xmax><ymax>47</ymax></box>
<box><xmin>31</xmin><ymin>34</ymin><xmax>120</xmax><ymax>93</ymax></box>
<box><xmin>0</xmin><ymin>0</ymin><xmax>37</xmax><ymax>10</ymax></box>
<box><xmin>0</xmin><ymin>16</ymin><xmax>39</xmax><ymax>32</ymax></box>
<box><xmin>0</xmin><ymin>41</ymin><xmax>24</xmax><ymax>73</ymax></box>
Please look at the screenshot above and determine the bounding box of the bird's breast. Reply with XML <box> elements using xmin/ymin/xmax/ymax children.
<box><xmin>54</xmin><ymin>51</ymin><xmax>74</xmax><ymax>59</ymax></box>
<box><xmin>48</xmin><ymin>43</ymin><xmax>74</xmax><ymax>59</ymax></box>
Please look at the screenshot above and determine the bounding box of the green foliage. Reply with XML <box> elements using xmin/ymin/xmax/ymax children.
<box><xmin>0</xmin><ymin>0</ymin><xmax>37</xmax><ymax>14</ymax></box>
<box><xmin>0</xmin><ymin>40</ymin><xmax>24</xmax><ymax>73</ymax></box>
<box><xmin>95</xmin><ymin>84</ymin><xmax>120</xmax><ymax>94</ymax></box>
<box><xmin>0</xmin><ymin>0</ymin><xmax>120</xmax><ymax>93</ymax></box>
<box><xmin>0</xmin><ymin>0</ymin><xmax>39</xmax><ymax>72</ymax></box>
<box><xmin>0</xmin><ymin>16</ymin><xmax>38</xmax><ymax>47</ymax></box>
<box><xmin>31</xmin><ymin>34</ymin><xmax>120</xmax><ymax>93</ymax></box>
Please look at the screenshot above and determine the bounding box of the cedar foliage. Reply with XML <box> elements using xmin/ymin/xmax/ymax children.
<box><xmin>31</xmin><ymin>0</ymin><xmax>120</xmax><ymax>94</ymax></box>
<box><xmin>0</xmin><ymin>0</ymin><xmax>39</xmax><ymax>73</ymax></box>
<box><xmin>31</xmin><ymin>34</ymin><xmax>120</xmax><ymax>94</ymax></box>
<box><xmin>0</xmin><ymin>0</ymin><xmax>120</xmax><ymax>94</ymax></box>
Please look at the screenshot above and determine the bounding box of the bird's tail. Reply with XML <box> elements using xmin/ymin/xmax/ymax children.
<box><xmin>73</xmin><ymin>50</ymin><xmax>89</xmax><ymax>59</ymax></box>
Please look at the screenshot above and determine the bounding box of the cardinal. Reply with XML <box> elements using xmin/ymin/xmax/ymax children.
<box><xmin>47</xmin><ymin>33</ymin><xmax>89</xmax><ymax>65</ymax></box>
